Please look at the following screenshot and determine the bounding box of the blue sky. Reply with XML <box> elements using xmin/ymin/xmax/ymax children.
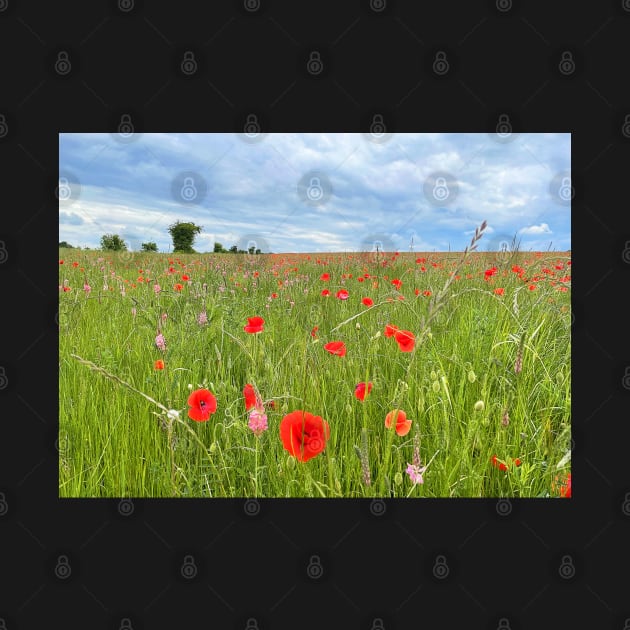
<box><xmin>59</xmin><ymin>132</ymin><xmax>571</xmax><ymax>254</ymax></box>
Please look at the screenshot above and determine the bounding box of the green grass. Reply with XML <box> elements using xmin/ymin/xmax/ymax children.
<box><xmin>59</xmin><ymin>241</ymin><xmax>571</xmax><ymax>498</ymax></box>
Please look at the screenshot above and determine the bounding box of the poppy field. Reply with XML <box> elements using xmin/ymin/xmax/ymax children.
<box><xmin>59</xmin><ymin>226</ymin><xmax>571</xmax><ymax>498</ymax></box>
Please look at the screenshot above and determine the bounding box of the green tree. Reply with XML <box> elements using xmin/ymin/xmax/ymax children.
<box><xmin>168</xmin><ymin>221</ymin><xmax>202</xmax><ymax>254</ymax></box>
<box><xmin>100</xmin><ymin>234</ymin><xmax>128</xmax><ymax>251</ymax></box>
<box><xmin>229</xmin><ymin>244</ymin><xmax>238</xmax><ymax>253</ymax></box>
<box><xmin>59</xmin><ymin>241</ymin><xmax>74</xmax><ymax>248</ymax></box>
<box><xmin>213</xmin><ymin>242</ymin><xmax>227</xmax><ymax>253</ymax></box>
<box><xmin>141</xmin><ymin>242</ymin><xmax>158</xmax><ymax>252</ymax></box>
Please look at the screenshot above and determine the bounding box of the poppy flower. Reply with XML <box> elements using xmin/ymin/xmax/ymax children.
<box><xmin>244</xmin><ymin>316</ymin><xmax>265</xmax><ymax>333</ymax></box>
<box><xmin>494</xmin><ymin>287</ymin><xmax>505</xmax><ymax>296</ymax></box>
<box><xmin>336</xmin><ymin>289</ymin><xmax>349</xmax><ymax>300</ymax></box>
<box><xmin>362</xmin><ymin>297</ymin><xmax>374</xmax><ymax>307</ymax></box>
<box><xmin>181</xmin><ymin>274</ymin><xmax>189</xmax><ymax>281</ymax></box>
<box><xmin>243</xmin><ymin>383</ymin><xmax>257</xmax><ymax>410</ymax></box>
<box><xmin>187</xmin><ymin>388</ymin><xmax>217</xmax><ymax>422</ymax></box>
<box><xmin>385</xmin><ymin>409</ymin><xmax>412</xmax><ymax>436</ymax></box>
<box><xmin>310</xmin><ymin>326</ymin><xmax>319</xmax><ymax>338</ymax></box>
<box><xmin>555</xmin><ymin>473</ymin><xmax>571</xmax><ymax>498</ymax></box>
<box><xmin>391</xmin><ymin>278</ymin><xmax>402</xmax><ymax>290</ymax></box>
<box><xmin>174</xmin><ymin>283</ymin><xmax>184</xmax><ymax>292</ymax></box>
<box><xmin>324</xmin><ymin>341</ymin><xmax>346</xmax><ymax>357</ymax></box>
<box><xmin>320</xmin><ymin>273</ymin><xmax>330</xmax><ymax>281</ymax></box>
<box><xmin>354</xmin><ymin>381</ymin><xmax>373</xmax><ymax>401</ymax></box>
<box><xmin>279</xmin><ymin>410</ymin><xmax>331</xmax><ymax>462</ymax></box>
<box><xmin>384</xmin><ymin>324</ymin><xmax>399</xmax><ymax>338</ymax></box>
<box><xmin>154</xmin><ymin>359</ymin><xmax>165</xmax><ymax>370</ymax></box>
<box><xmin>321</xmin><ymin>289</ymin><xmax>330</xmax><ymax>297</ymax></box>
<box><xmin>394</xmin><ymin>330</ymin><xmax>415</xmax><ymax>352</ymax></box>
<box><xmin>491</xmin><ymin>455</ymin><xmax>521</xmax><ymax>472</ymax></box>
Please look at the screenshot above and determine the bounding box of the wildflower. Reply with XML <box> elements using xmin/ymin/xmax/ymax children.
<box><xmin>394</xmin><ymin>330</ymin><xmax>415</xmax><ymax>352</ymax></box>
<box><xmin>494</xmin><ymin>287</ymin><xmax>505</xmax><ymax>296</ymax></box>
<box><xmin>248</xmin><ymin>408</ymin><xmax>268</xmax><ymax>437</ymax></box>
<box><xmin>321</xmin><ymin>289</ymin><xmax>330</xmax><ymax>297</ymax></box>
<box><xmin>154</xmin><ymin>284</ymin><xmax>161</xmax><ymax>294</ymax></box>
<box><xmin>187</xmin><ymin>388</ymin><xmax>217</xmax><ymax>422</ymax></box>
<box><xmin>362</xmin><ymin>297</ymin><xmax>374</xmax><ymax>307</ymax></box>
<box><xmin>385</xmin><ymin>409</ymin><xmax>412</xmax><ymax>436</ymax></box>
<box><xmin>174</xmin><ymin>283</ymin><xmax>184</xmax><ymax>292</ymax></box>
<box><xmin>244</xmin><ymin>316</ymin><xmax>265</xmax><ymax>333</ymax></box>
<box><xmin>310</xmin><ymin>326</ymin><xmax>318</xmax><ymax>338</ymax></box>
<box><xmin>423</xmin><ymin>290</ymin><xmax>431</xmax><ymax>297</ymax></box>
<box><xmin>553</xmin><ymin>473</ymin><xmax>571</xmax><ymax>498</ymax></box>
<box><xmin>243</xmin><ymin>383</ymin><xmax>257</xmax><ymax>411</ymax></box>
<box><xmin>501</xmin><ymin>409</ymin><xmax>510</xmax><ymax>426</ymax></box>
<box><xmin>324</xmin><ymin>341</ymin><xmax>346</xmax><ymax>357</ymax></box>
<box><xmin>197</xmin><ymin>311</ymin><xmax>208</xmax><ymax>326</ymax></box>
<box><xmin>384</xmin><ymin>324</ymin><xmax>399</xmax><ymax>338</ymax></box>
<box><xmin>491</xmin><ymin>455</ymin><xmax>521</xmax><ymax>471</ymax></box>
<box><xmin>392</xmin><ymin>278</ymin><xmax>402</xmax><ymax>290</ymax></box>
<box><xmin>354</xmin><ymin>381</ymin><xmax>373</xmax><ymax>402</ymax></box>
<box><xmin>154</xmin><ymin>359</ymin><xmax>165</xmax><ymax>370</ymax></box>
<box><xmin>406</xmin><ymin>463</ymin><xmax>427</xmax><ymax>485</ymax></box>
<box><xmin>181</xmin><ymin>274</ymin><xmax>189</xmax><ymax>281</ymax></box>
<box><xmin>336</xmin><ymin>289</ymin><xmax>349</xmax><ymax>300</ymax></box>
<box><xmin>155</xmin><ymin>333</ymin><xmax>166</xmax><ymax>351</ymax></box>
<box><xmin>83</xmin><ymin>283</ymin><xmax>91</xmax><ymax>294</ymax></box>
<box><xmin>320</xmin><ymin>273</ymin><xmax>330</xmax><ymax>281</ymax></box>
<box><xmin>279</xmin><ymin>410</ymin><xmax>331</xmax><ymax>462</ymax></box>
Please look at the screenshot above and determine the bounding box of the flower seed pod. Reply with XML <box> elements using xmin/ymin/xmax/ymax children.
<box><xmin>474</xmin><ymin>400</ymin><xmax>485</xmax><ymax>412</ymax></box>
<box><xmin>467</xmin><ymin>370</ymin><xmax>476</xmax><ymax>383</ymax></box>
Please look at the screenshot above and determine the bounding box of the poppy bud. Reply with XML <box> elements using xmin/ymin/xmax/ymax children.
<box><xmin>467</xmin><ymin>370</ymin><xmax>476</xmax><ymax>383</ymax></box>
<box><xmin>474</xmin><ymin>400</ymin><xmax>485</xmax><ymax>412</ymax></box>
<box><xmin>430</xmin><ymin>371</ymin><xmax>437</xmax><ymax>381</ymax></box>
<box><xmin>432</xmin><ymin>380</ymin><xmax>441</xmax><ymax>393</ymax></box>
<box><xmin>209</xmin><ymin>442</ymin><xmax>218</xmax><ymax>453</ymax></box>
<box><xmin>394</xmin><ymin>472</ymin><xmax>403</xmax><ymax>486</ymax></box>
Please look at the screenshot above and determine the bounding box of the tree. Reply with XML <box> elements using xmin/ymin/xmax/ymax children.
<box><xmin>213</xmin><ymin>242</ymin><xmax>227</xmax><ymax>253</ymax></box>
<box><xmin>59</xmin><ymin>241</ymin><xmax>74</xmax><ymax>248</ymax></box>
<box><xmin>229</xmin><ymin>244</ymin><xmax>238</xmax><ymax>253</ymax></box>
<box><xmin>100</xmin><ymin>234</ymin><xmax>128</xmax><ymax>251</ymax></box>
<box><xmin>141</xmin><ymin>242</ymin><xmax>158</xmax><ymax>252</ymax></box>
<box><xmin>168</xmin><ymin>221</ymin><xmax>202</xmax><ymax>254</ymax></box>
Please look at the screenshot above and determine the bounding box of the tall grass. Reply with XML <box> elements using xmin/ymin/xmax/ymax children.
<box><xmin>59</xmin><ymin>234</ymin><xmax>571</xmax><ymax>497</ymax></box>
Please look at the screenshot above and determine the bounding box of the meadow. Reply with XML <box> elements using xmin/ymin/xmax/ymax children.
<box><xmin>58</xmin><ymin>230</ymin><xmax>571</xmax><ymax>498</ymax></box>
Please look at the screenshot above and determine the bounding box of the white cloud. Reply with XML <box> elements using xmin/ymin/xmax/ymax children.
<box><xmin>519</xmin><ymin>223</ymin><xmax>552</xmax><ymax>235</ymax></box>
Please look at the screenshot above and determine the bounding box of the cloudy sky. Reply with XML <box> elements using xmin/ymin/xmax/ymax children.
<box><xmin>59</xmin><ymin>132</ymin><xmax>571</xmax><ymax>254</ymax></box>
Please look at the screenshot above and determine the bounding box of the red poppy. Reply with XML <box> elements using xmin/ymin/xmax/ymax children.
<box><xmin>154</xmin><ymin>359</ymin><xmax>165</xmax><ymax>370</ymax></box>
<box><xmin>243</xmin><ymin>383</ymin><xmax>257</xmax><ymax>410</ymax></box>
<box><xmin>310</xmin><ymin>326</ymin><xmax>319</xmax><ymax>338</ymax></box>
<box><xmin>362</xmin><ymin>297</ymin><xmax>374</xmax><ymax>307</ymax></box>
<box><xmin>321</xmin><ymin>289</ymin><xmax>330</xmax><ymax>297</ymax></box>
<box><xmin>244</xmin><ymin>316</ymin><xmax>265</xmax><ymax>333</ymax></box>
<box><xmin>181</xmin><ymin>274</ymin><xmax>189</xmax><ymax>281</ymax></box>
<box><xmin>357</xmin><ymin>277</ymin><xmax>365</xmax><ymax>283</ymax></box>
<box><xmin>494</xmin><ymin>288</ymin><xmax>505</xmax><ymax>296</ymax></box>
<box><xmin>324</xmin><ymin>341</ymin><xmax>346</xmax><ymax>356</ymax></box>
<box><xmin>384</xmin><ymin>324</ymin><xmax>399</xmax><ymax>338</ymax></box>
<box><xmin>187</xmin><ymin>388</ymin><xmax>217</xmax><ymax>422</ymax></box>
<box><xmin>391</xmin><ymin>279</ymin><xmax>402</xmax><ymax>290</ymax></box>
<box><xmin>559</xmin><ymin>473</ymin><xmax>571</xmax><ymax>497</ymax></box>
<box><xmin>354</xmin><ymin>381</ymin><xmax>373</xmax><ymax>401</ymax></box>
<box><xmin>174</xmin><ymin>283</ymin><xmax>184</xmax><ymax>292</ymax></box>
<box><xmin>423</xmin><ymin>290</ymin><xmax>431</xmax><ymax>297</ymax></box>
<box><xmin>394</xmin><ymin>330</ymin><xmax>415</xmax><ymax>352</ymax></box>
<box><xmin>491</xmin><ymin>455</ymin><xmax>508</xmax><ymax>472</ymax></box>
<box><xmin>384</xmin><ymin>409</ymin><xmax>412</xmax><ymax>436</ymax></box>
<box><xmin>279</xmin><ymin>410</ymin><xmax>331</xmax><ymax>462</ymax></box>
<box><xmin>320</xmin><ymin>273</ymin><xmax>330</xmax><ymax>281</ymax></box>
<box><xmin>484</xmin><ymin>266</ymin><xmax>498</xmax><ymax>280</ymax></box>
<box><xmin>336</xmin><ymin>289</ymin><xmax>349</xmax><ymax>300</ymax></box>
<box><xmin>72</xmin><ymin>261</ymin><xmax>79</xmax><ymax>268</ymax></box>
<box><xmin>271</xmin><ymin>292</ymin><xmax>278</xmax><ymax>299</ymax></box>
<box><xmin>59</xmin><ymin>260</ymin><xmax>64</xmax><ymax>264</ymax></box>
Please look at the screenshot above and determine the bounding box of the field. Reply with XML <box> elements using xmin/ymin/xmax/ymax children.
<box><xmin>58</xmin><ymin>236</ymin><xmax>571</xmax><ymax>498</ymax></box>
